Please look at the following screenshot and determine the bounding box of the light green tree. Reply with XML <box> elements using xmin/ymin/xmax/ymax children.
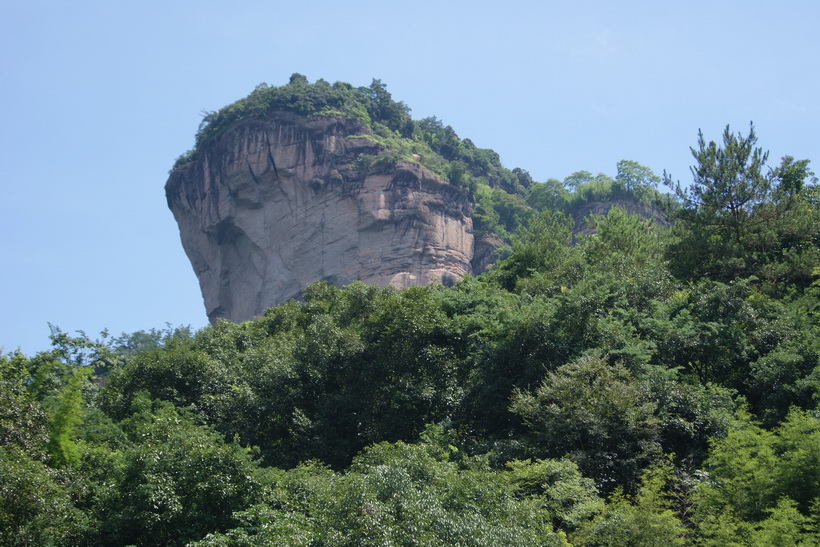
<box><xmin>571</xmin><ymin>459</ymin><xmax>687</xmax><ymax>546</ymax></box>
<box><xmin>616</xmin><ymin>159</ymin><xmax>661</xmax><ymax>193</ymax></box>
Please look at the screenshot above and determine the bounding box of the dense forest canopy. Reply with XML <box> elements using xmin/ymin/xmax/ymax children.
<box><xmin>3</xmin><ymin>76</ymin><xmax>819</xmax><ymax>545</ymax></box>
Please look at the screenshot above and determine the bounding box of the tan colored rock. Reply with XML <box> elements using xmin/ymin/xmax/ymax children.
<box><xmin>166</xmin><ymin>113</ymin><xmax>486</xmax><ymax>323</ymax></box>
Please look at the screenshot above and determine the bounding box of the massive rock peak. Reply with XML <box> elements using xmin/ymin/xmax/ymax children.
<box><xmin>166</xmin><ymin>113</ymin><xmax>484</xmax><ymax>323</ymax></box>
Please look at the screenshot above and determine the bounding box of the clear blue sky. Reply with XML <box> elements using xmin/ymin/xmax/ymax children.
<box><xmin>2</xmin><ymin>1</ymin><xmax>818</xmax><ymax>355</ymax></box>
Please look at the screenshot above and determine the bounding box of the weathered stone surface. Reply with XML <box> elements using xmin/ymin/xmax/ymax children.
<box><xmin>471</xmin><ymin>233</ymin><xmax>507</xmax><ymax>274</ymax></box>
<box><xmin>166</xmin><ymin>113</ymin><xmax>489</xmax><ymax>323</ymax></box>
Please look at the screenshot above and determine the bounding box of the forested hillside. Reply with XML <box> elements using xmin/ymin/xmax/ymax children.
<box><xmin>2</xmin><ymin>79</ymin><xmax>819</xmax><ymax>545</ymax></box>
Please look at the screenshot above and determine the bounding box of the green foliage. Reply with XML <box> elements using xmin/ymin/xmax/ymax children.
<box><xmin>109</xmin><ymin>323</ymin><xmax>193</xmax><ymax>358</ymax></box>
<box><xmin>415</xmin><ymin>117</ymin><xmax>525</xmax><ymax>194</ymax></box>
<box><xmin>674</xmin><ymin>123</ymin><xmax>771</xmax><ymax>245</ymax></box>
<box><xmin>7</xmin><ymin>117</ymin><xmax>820</xmax><ymax>543</ymax></box>
<box><xmin>511</xmin><ymin>352</ymin><xmax>662</xmax><ymax>492</ymax></box>
<box><xmin>639</xmin><ymin>365</ymin><xmax>735</xmax><ymax>465</ymax></box>
<box><xmin>196</xmin><ymin>439</ymin><xmax>580</xmax><ymax>546</ymax></box>
<box><xmin>572</xmin><ymin>459</ymin><xmax>687</xmax><ymax>546</ymax></box>
<box><xmin>648</xmin><ymin>278</ymin><xmax>773</xmax><ymax>388</ymax></box>
<box><xmin>694</xmin><ymin>406</ymin><xmax>820</xmax><ymax>528</ymax></box>
<box><xmin>617</xmin><ymin>159</ymin><xmax>661</xmax><ymax>193</ymax></box>
<box><xmin>490</xmin><ymin>208</ymin><xmax>576</xmax><ymax>292</ymax></box>
<box><xmin>276</xmin><ymin>283</ymin><xmax>469</xmax><ymax>467</ymax></box>
<box><xmin>45</xmin><ymin>366</ymin><xmax>89</xmax><ymax>468</ymax></box>
<box><xmin>748</xmin><ymin>497</ymin><xmax>819</xmax><ymax>546</ymax></box>
<box><xmin>0</xmin><ymin>352</ymin><xmax>49</xmax><ymax>458</ymax></box>
<box><xmin>0</xmin><ymin>446</ymin><xmax>88</xmax><ymax>546</ymax></box>
<box><xmin>99</xmin><ymin>345</ymin><xmax>233</xmax><ymax>420</ymax></box>
<box><xmin>666</xmin><ymin>124</ymin><xmax>820</xmax><ymax>287</ymax></box>
<box><xmin>360</xmin><ymin>78</ymin><xmax>413</xmax><ymax>137</ymax></box>
<box><xmin>505</xmin><ymin>458</ymin><xmax>603</xmax><ymax>530</ymax></box>
<box><xmin>578</xmin><ymin>207</ymin><xmax>672</xmax><ymax>311</ymax></box>
<box><xmin>746</xmin><ymin>316</ymin><xmax>820</xmax><ymax>425</ymax></box>
<box><xmin>527</xmin><ymin>178</ymin><xmax>570</xmax><ymax>211</ymax></box>
<box><xmin>100</xmin><ymin>403</ymin><xmax>262</xmax><ymax>546</ymax></box>
<box><xmin>189</xmin><ymin>77</ymin><xmax>375</xmax><ymax>157</ymax></box>
<box><xmin>564</xmin><ymin>162</ymin><xmax>666</xmax><ymax>214</ymax></box>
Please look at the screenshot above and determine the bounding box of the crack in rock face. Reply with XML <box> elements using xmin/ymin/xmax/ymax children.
<box><xmin>166</xmin><ymin>113</ymin><xmax>494</xmax><ymax>324</ymax></box>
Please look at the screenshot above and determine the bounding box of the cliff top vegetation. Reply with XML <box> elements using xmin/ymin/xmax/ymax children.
<box><xmin>174</xmin><ymin>74</ymin><xmax>672</xmax><ymax>241</ymax></box>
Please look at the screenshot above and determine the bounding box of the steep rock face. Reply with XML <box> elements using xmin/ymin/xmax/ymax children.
<box><xmin>166</xmin><ymin>113</ymin><xmax>481</xmax><ymax>323</ymax></box>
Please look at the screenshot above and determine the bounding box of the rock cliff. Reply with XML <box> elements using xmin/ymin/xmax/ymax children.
<box><xmin>166</xmin><ymin>113</ymin><xmax>486</xmax><ymax>323</ymax></box>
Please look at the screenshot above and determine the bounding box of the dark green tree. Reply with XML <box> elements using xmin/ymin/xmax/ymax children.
<box><xmin>100</xmin><ymin>403</ymin><xmax>261</xmax><ymax>546</ymax></box>
<box><xmin>665</xmin><ymin>123</ymin><xmax>819</xmax><ymax>284</ymax></box>
<box><xmin>0</xmin><ymin>446</ymin><xmax>88</xmax><ymax>546</ymax></box>
<box><xmin>511</xmin><ymin>352</ymin><xmax>661</xmax><ymax>492</ymax></box>
<box><xmin>671</xmin><ymin>123</ymin><xmax>770</xmax><ymax>245</ymax></box>
<box><xmin>362</xmin><ymin>78</ymin><xmax>413</xmax><ymax>136</ymax></box>
<box><xmin>0</xmin><ymin>352</ymin><xmax>48</xmax><ymax>459</ymax></box>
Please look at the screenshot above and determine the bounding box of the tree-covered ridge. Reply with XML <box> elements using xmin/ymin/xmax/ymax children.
<box><xmin>5</xmin><ymin>119</ymin><xmax>820</xmax><ymax>543</ymax></box>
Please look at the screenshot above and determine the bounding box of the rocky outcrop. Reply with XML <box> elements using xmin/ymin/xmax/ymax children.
<box><xmin>571</xmin><ymin>199</ymin><xmax>668</xmax><ymax>237</ymax></box>
<box><xmin>166</xmin><ymin>113</ymin><xmax>487</xmax><ymax>324</ymax></box>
